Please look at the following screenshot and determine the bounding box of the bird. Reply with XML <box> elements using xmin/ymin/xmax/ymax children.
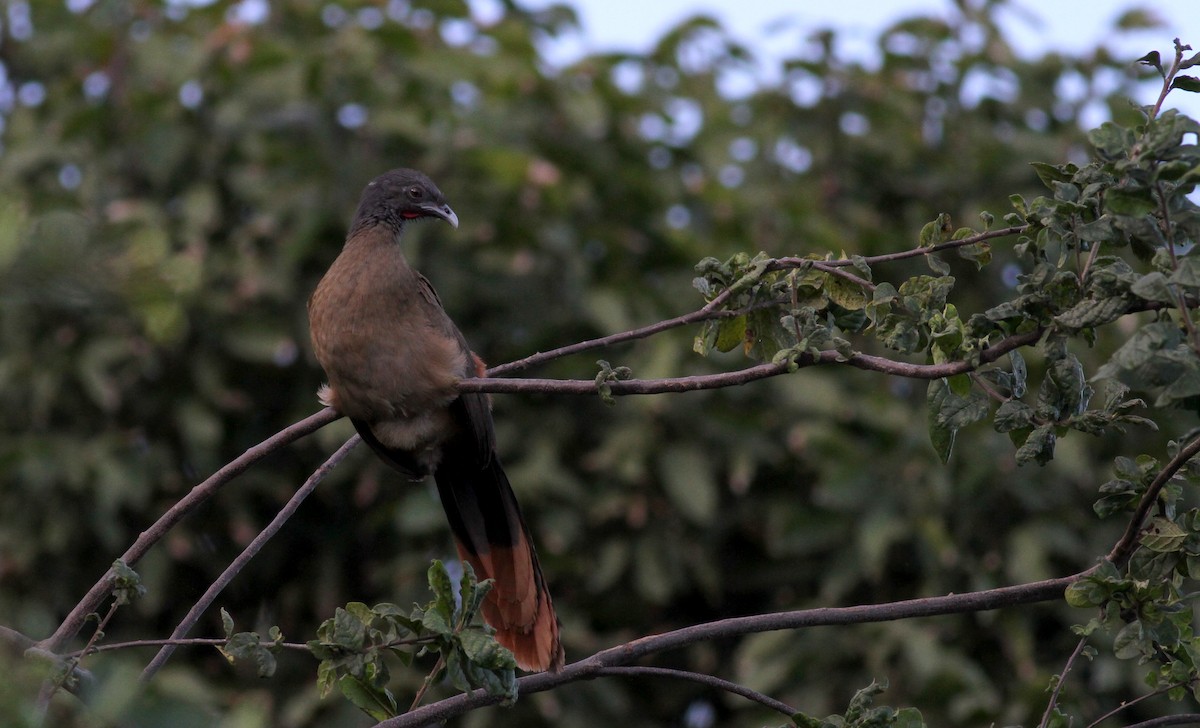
<box><xmin>307</xmin><ymin>168</ymin><xmax>563</xmax><ymax>672</ymax></box>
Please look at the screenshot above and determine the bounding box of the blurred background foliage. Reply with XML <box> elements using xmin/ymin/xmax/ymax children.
<box><xmin>0</xmin><ymin>0</ymin><xmax>1193</xmax><ymax>725</ymax></box>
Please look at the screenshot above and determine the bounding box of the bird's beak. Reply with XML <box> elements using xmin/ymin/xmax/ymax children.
<box><xmin>420</xmin><ymin>202</ymin><xmax>459</xmax><ymax>229</ymax></box>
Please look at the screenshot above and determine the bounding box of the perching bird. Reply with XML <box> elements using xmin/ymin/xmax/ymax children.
<box><xmin>307</xmin><ymin>168</ymin><xmax>563</xmax><ymax>672</ymax></box>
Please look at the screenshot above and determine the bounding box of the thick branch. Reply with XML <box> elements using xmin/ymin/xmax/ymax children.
<box><xmin>139</xmin><ymin>434</ymin><xmax>360</xmax><ymax>683</ymax></box>
<box><xmin>39</xmin><ymin>408</ymin><xmax>341</xmax><ymax>654</ymax></box>
<box><xmin>376</xmin><ymin>573</ymin><xmax>1076</xmax><ymax>728</ymax></box>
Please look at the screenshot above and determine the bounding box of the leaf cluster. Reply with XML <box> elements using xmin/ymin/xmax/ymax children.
<box><xmin>305</xmin><ymin>561</ymin><xmax>516</xmax><ymax>720</ymax></box>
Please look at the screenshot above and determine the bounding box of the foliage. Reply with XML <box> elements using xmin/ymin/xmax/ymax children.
<box><xmin>3</xmin><ymin>0</ymin><xmax>1200</xmax><ymax>726</ymax></box>
<box><xmin>305</xmin><ymin>562</ymin><xmax>517</xmax><ymax>720</ymax></box>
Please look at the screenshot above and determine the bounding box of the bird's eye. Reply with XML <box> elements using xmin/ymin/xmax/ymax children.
<box><xmin>407</xmin><ymin>186</ymin><xmax>423</xmax><ymax>199</ymax></box>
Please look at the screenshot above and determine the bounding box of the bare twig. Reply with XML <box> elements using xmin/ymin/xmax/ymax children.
<box><xmin>465</xmin><ymin>328</ymin><xmax>1044</xmax><ymax>397</ymax></box>
<box><xmin>1039</xmin><ymin>637</ymin><xmax>1088</xmax><ymax>728</ymax></box>
<box><xmin>139</xmin><ymin>434</ymin><xmax>360</xmax><ymax>684</ymax></box>
<box><xmin>35</xmin><ymin>599</ymin><xmax>121</xmax><ymax>720</ymax></box>
<box><xmin>774</xmin><ymin>225</ymin><xmax>1027</xmax><ymax>270</ymax></box>
<box><xmin>1106</xmin><ymin>433</ymin><xmax>1200</xmax><ymax>566</ymax></box>
<box><xmin>1123</xmin><ymin>715</ymin><xmax>1200</xmax><ymax>728</ymax></box>
<box><xmin>810</xmin><ymin>260</ymin><xmax>876</xmax><ymax>291</ymax></box>
<box><xmin>1086</xmin><ymin>680</ymin><xmax>1194</xmax><ymax>728</ymax></box>
<box><xmin>375</xmin><ymin>573</ymin><xmax>1077</xmax><ymax>728</ymax></box>
<box><xmin>66</xmin><ymin>637</ymin><xmax>313</xmax><ymax>657</ymax></box>
<box><xmin>40</xmin><ymin>408</ymin><xmax>342</xmax><ymax>654</ymax></box>
<box><xmin>489</xmin><ymin>289</ymin><xmax>740</xmax><ymax>376</ymax></box>
<box><xmin>597</xmin><ymin>666</ymin><xmax>796</xmax><ymax>716</ymax></box>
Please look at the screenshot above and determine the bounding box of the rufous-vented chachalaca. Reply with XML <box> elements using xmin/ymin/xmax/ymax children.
<box><xmin>307</xmin><ymin>168</ymin><xmax>563</xmax><ymax>672</ymax></box>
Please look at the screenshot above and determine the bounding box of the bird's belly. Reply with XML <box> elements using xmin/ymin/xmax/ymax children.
<box><xmin>316</xmin><ymin>323</ymin><xmax>468</xmax><ymax>429</ymax></box>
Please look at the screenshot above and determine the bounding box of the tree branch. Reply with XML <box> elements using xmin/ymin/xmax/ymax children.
<box><xmin>67</xmin><ymin>637</ymin><xmax>313</xmax><ymax>657</ymax></box>
<box><xmin>1086</xmin><ymin>681</ymin><xmax>1194</xmax><ymax>728</ymax></box>
<box><xmin>489</xmin><ymin>226</ymin><xmax>1028</xmax><ymax>378</ymax></box>
<box><xmin>1122</xmin><ymin>715</ymin><xmax>1200</xmax><ymax>728</ymax></box>
<box><xmin>1106</xmin><ymin>433</ymin><xmax>1200</xmax><ymax>566</ymax></box>
<box><xmin>1039</xmin><ymin>637</ymin><xmax>1088</xmax><ymax>728</ymax></box>
<box><xmin>773</xmin><ymin>225</ymin><xmax>1027</xmax><ymax>270</ymax></box>
<box><xmin>489</xmin><ymin>289</ymin><xmax>740</xmax><ymax>376</ymax></box>
<box><xmin>374</xmin><ymin>573</ymin><xmax>1077</xmax><ymax>728</ymax></box>
<box><xmin>596</xmin><ymin>666</ymin><xmax>796</xmax><ymax>716</ymax></box>
<box><xmin>139</xmin><ymin>434</ymin><xmax>360</xmax><ymax>684</ymax></box>
<box><xmin>38</xmin><ymin>408</ymin><xmax>341</xmax><ymax>654</ymax></box>
<box><xmin>464</xmin><ymin>328</ymin><xmax>1043</xmax><ymax>396</ymax></box>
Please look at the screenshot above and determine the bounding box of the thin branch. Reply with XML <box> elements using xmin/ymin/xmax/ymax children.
<box><xmin>810</xmin><ymin>260</ymin><xmax>876</xmax><ymax>291</ymax></box>
<box><xmin>489</xmin><ymin>226</ymin><xmax>1028</xmax><ymax>377</ymax></box>
<box><xmin>1039</xmin><ymin>637</ymin><xmax>1088</xmax><ymax>728</ymax></box>
<box><xmin>1086</xmin><ymin>680</ymin><xmax>1193</xmax><ymax>728</ymax></box>
<box><xmin>596</xmin><ymin>666</ymin><xmax>796</xmax><ymax>716</ymax></box>
<box><xmin>67</xmin><ymin>637</ymin><xmax>313</xmax><ymax>657</ymax></box>
<box><xmin>40</xmin><ymin>407</ymin><xmax>342</xmax><ymax>654</ymax></box>
<box><xmin>374</xmin><ymin>573</ymin><xmax>1078</xmax><ymax>728</ymax></box>
<box><xmin>1107</xmin><ymin>433</ymin><xmax>1200</xmax><ymax>565</ymax></box>
<box><xmin>489</xmin><ymin>289</ymin><xmax>739</xmax><ymax>376</ymax></box>
<box><xmin>139</xmin><ymin>434</ymin><xmax>360</xmax><ymax>684</ymax></box>
<box><xmin>1123</xmin><ymin>715</ymin><xmax>1200</xmax><ymax>728</ymax></box>
<box><xmin>37</xmin><ymin>599</ymin><xmax>121</xmax><ymax>719</ymax></box>
<box><xmin>463</xmin><ymin>328</ymin><xmax>1044</xmax><ymax>397</ymax></box>
<box><xmin>774</xmin><ymin>225</ymin><xmax>1027</xmax><ymax>270</ymax></box>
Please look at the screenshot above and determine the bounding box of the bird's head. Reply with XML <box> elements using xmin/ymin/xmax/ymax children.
<box><xmin>352</xmin><ymin>168</ymin><xmax>459</xmax><ymax>233</ymax></box>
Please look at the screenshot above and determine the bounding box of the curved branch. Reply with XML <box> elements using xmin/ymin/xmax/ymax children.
<box><xmin>490</xmin><ymin>227</ymin><xmax>1029</xmax><ymax>377</ymax></box>
<box><xmin>463</xmin><ymin>328</ymin><xmax>1043</xmax><ymax>396</ymax></box>
<box><xmin>67</xmin><ymin>637</ymin><xmax>313</xmax><ymax>657</ymax></box>
<box><xmin>774</xmin><ymin>225</ymin><xmax>1029</xmax><ymax>270</ymax></box>
<box><xmin>1122</xmin><ymin>716</ymin><xmax>1200</xmax><ymax>728</ymax></box>
<box><xmin>375</xmin><ymin>573</ymin><xmax>1077</xmax><ymax>728</ymax></box>
<box><xmin>596</xmin><ymin>666</ymin><xmax>796</xmax><ymax>716</ymax></box>
<box><xmin>489</xmin><ymin>289</ymin><xmax>740</xmax><ymax>376</ymax></box>
<box><xmin>139</xmin><ymin>434</ymin><xmax>360</xmax><ymax>683</ymax></box>
<box><xmin>1086</xmin><ymin>681</ymin><xmax>1194</xmax><ymax>728</ymax></box>
<box><xmin>39</xmin><ymin>408</ymin><xmax>342</xmax><ymax>653</ymax></box>
<box><xmin>1107</xmin><ymin>433</ymin><xmax>1200</xmax><ymax>566</ymax></box>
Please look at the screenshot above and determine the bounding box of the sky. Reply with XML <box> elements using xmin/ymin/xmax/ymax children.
<box><xmin>515</xmin><ymin>0</ymin><xmax>1200</xmax><ymax>117</ymax></box>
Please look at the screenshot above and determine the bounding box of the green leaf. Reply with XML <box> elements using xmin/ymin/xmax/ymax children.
<box><xmin>1015</xmin><ymin>425</ymin><xmax>1056</xmax><ymax>465</ymax></box>
<box><xmin>1170</xmin><ymin>75</ymin><xmax>1200</xmax><ymax>93</ymax></box>
<box><xmin>1130</xmin><ymin>271</ymin><xmax>1176</xmax><ymax>302</ymax></box>
<box><xmin>221</xmin><ymin>608</ymin><xmax>235</xmax><ymax>639</ymax></box>
<box><xmin>110</xmin><ymin>559</ymin><xmax>146</xmax><ymax>606</ymax></box>
<box><xmin>1031</xmin><ymin>161</ymin><xmax>1073</xmax><ymax>189</ymax></box>
<box><xmin>956</xmin><ymin>241</ymin><xmax>991</xmax><ymax>269</ymax></box>
<box><xmin>994</xmin><ymin>400</ymin><xmax>1036</xmax><ymax>433</ymax></box>
<box><xmin>1169</xmin><ymin>257</ymin><xmax>1200</xmax><ymax>290</ymax></box>
<box><xmin>1054</xmin><ymin>294</ymin><xmax>1129</xmax><ymax>329</ymax></box>
<box><xmin>1065</xmin><ymin>579</ymin><xmax>1107</xmax><ymax>608</ymax></box>
<box><xmin>338</xmin><ymin>674</ymin><xmax>398</xmax><ymax>721</ymax></box>
<box><xmin>715</xmin><ymin>315</ymin><xmax>746</xmax><ymax>353</ymax></box>
<box><xmin>1105</xmin><ymin>187</ymin><xmax>1158</xmax><ymax>216</ymax></box>
<box><xmin>1140</xmin><ymin>517</ymin><xmax>1188</xmax><ymax>552</ymax></box>
<box><xmin>826</xmin><ymin>274</ymin><xmax>869</xmax><ymax>310</ymax></box>
<box><xmin>925</xmin><ymin>253</ymin><xmax>951</xmax><ymax>275</ymax></box>
<box><xmin>1113</xmin><ymin>620</ymin><xmax>1146</xmax><ymax>659</ymax></box>
<box><xmin>1010</xmin><ymin>351</ymin><xmax>1028</xmax><ymax>397</ymax></box>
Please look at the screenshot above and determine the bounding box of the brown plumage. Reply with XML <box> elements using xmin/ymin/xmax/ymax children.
<box><xmin>307</xmin><ymin>168</ymin><xmax>563</xmax><ymax>672</ymax></box>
